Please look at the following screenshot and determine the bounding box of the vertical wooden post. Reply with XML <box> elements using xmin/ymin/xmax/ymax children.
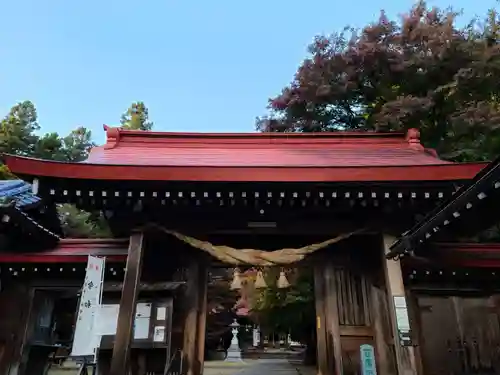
<box><xmin>182</xmin><ymin>260</ymin><xmax>208</xmax><ymax>375</ymax></box>
<box><xmin>371</xmin><ymin>284</ymin><xmax>397</xmax><ymax>375</ymax></box>
<box><xmin>110</xmin><ymin>232</ymin><xmax>145</xmax><ymax>375</ymax></box>
<box><xmin>314</xmin><ymin>262</ymin><xmax>329</xmax><ymax>375</ymax></box>
<box><xmin>314</xmin><ymin>259</ymin><xmax>342</xmax><ymax>375</ymax></box>
<box><xmin>4</xmin><ymin>286</ymin><xmax>36</xmax><ymax>375</ymax></box>
<box><xmin>381</xmin><ymin>234</ymin><xmax>417</xmax><ymax>375</ymax></box>
<box><xmin>406</xmin><ymin>292</ymin><xmax>424</xmax><ymax>375</ymax></box>
<box><xmin>196</xmin><ymin>264</ymin><xmax>208</xmax><ymax>375</ymax></box>
<box><xmin>324</xmin><ymin>263</ymin><xmax>343</xmax><ymax>375</ymax></box>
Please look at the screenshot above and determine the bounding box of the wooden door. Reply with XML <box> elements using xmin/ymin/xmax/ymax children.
<box><xmin>418</xmin><ymin>295</ymin><xmax>500</xmax><ymax>375</ymax></box>
<box><xmin>335</xmin><ymin>268</ymin><xmax>375</xmax><ymax>375</ymax></box>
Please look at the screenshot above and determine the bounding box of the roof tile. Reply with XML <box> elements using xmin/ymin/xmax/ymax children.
<box><xmin>0</xmin><ymin>180</ymin><xmax>40</xmax><ymax>209</ymax></box>
<box><xmin>85</xmin><ymin>128</ymin><xmax>449</xmax><ymax>167</ymax></box>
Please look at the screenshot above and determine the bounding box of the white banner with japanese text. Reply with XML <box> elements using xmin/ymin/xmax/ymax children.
<box><xmin>70</xmin><ymin>255</ymin><xmax>105</xmax><ymax>360</ymax></box>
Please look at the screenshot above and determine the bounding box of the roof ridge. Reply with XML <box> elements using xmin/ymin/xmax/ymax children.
<box><xmin>102</xmin><ymin>124</ymin><xmax>416</xmax><ymax>149</ymax></box>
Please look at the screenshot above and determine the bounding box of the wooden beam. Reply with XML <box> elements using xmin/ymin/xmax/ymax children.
<box><xmin>382</xmin><ymin>234</ymin><xmax>418</xmax><ymax>375</ymax></box>
<box><xmin>109</xmin><ymin>232</ymin><xmax>145</xmax><ymax>375</ymax></box>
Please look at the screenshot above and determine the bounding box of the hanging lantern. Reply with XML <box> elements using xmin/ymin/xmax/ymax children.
<box><xmin>254</xmin><ymin>269</ymin><xmax>267</xmax><ymax>289</ymax></box>
<box><xmin>277</xmin><ymin>268</ymin><xmax>290</xmax><ymax>289</ymax></box>
<box><xmin>230</xmin><ymin>268</ymin><xmax>242</xmax><ymax>290</ymax></box>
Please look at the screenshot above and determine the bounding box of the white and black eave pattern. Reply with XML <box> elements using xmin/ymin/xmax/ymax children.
<box><xmin>0</xmin><ymin>264</ymin><xmax>126</xmax><ymax>276</ymax></box>
<box><xmin>401</xmin><ymin>184</ymin><xmax>498</xmax><ymax>257</ymax></box>
<box><xmin>44</xmin><ymin>187</ymin><xmax>452</xmax><ymax>209</ymax></box>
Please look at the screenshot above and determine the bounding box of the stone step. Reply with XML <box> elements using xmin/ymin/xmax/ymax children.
<box><xmin>242</xmin><ymin>351</ymin><xmax>300</xmax><ymax>360</ymax></box>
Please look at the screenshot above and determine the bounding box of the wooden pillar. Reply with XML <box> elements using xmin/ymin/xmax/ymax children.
<box><xmin>196</xmin><ymin>264</ymin><xmax>208</xmax><ymax>375</ymax></box>
<box><xmin>110</xmin><ymin>232</ymin><xmax>145</xmax><ymax>375</ymax></box>
<box><xmin>182</xmin><ymin>260</ymin><xmax>208</xmax><ymax>375</ymax></box>
<box><xmin>1</xmin><ymin>285</ymin><xmax>35</xmax><ymax>375</ymax></box>
<box><xmin>314</xmin><ymin>259</ymin><xmax>342</xmax><ymax>375</ymax></box>
<box><xmin>406</xmin><ymin>292</ymin><xmax>424</xmax><ymax>375</ymax></box>
<box><xmin>314</xmin><ymin>262</ymin><xmax>330</xmax><ymax>375</ymax></box>
<box><xmin>371</xmin><ymin>284</ymin><xmax>397</xmax><ymax>375</ymax></box>
<box><xmin>314</xmin><ymin>263</ymin><xmax>329</xmax><ymax>375</ymax></box>
<box><xmin>324</xmin><ymin>264</ymin><xmax>343</xmax><ymax>375</ymax></box>
<box><xmin>381</xmin><ymin>234</ymin><xmax>418</xmax><ymax>375</ymax></box>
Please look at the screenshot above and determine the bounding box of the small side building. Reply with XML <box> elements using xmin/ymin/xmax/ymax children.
<box><xmin>391</xmin><ymin>156</ymin><xmax>500</xmax><ymax>375</ymax></box>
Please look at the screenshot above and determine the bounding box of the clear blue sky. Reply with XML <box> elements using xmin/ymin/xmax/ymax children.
<box><xmin>0</xmin><ymin>0</ymin><xmax>497</xmax><ymax>144</ymax></box>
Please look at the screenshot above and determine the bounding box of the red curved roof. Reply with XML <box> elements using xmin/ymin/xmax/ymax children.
<box><xmin>2</xmin><ymin>126</ymin><xmax>488</xmax><ymax>182</ymax></box>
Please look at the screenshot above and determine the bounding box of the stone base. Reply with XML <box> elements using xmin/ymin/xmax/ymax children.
<box><xmin>225</xmin><ymin>345</ymin><xmax>243</xmax><ymax>362</ymax></box>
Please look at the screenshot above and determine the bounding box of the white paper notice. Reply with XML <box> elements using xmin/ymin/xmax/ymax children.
<box><xmin>394</xmin><ymin>296</ymin><xmax>407</xmax><ymax>309</ymax></box>
<box><xmin>157</xmin><ymin>307</ymin><xmax>166</xmax><ymax>321</ymax></box>
<box><xmin>136</xmin><ymin>303</ymin><xmax>152</xmax><ymax>318</ymax></box>
<box><xmin>96</xmin><ymin>304</ymin><xmax>119</xmax><ymax>336</ymax></box>
<box><xmin>134</xmin><ymin>318</ymin><xmax>150</xmax><ymax>339</ymax></box>
<box><xmin>393</xmin><ymin>296</ymin><xmax>410</xmax><ymax>332</ymax></box>
<box><xmin>396</xmin><ymin>307</ymin><xmax>410</xmax><ymax>331</ymax></box>
<box><xmin>153</xmin><ymin>326</ymin><xmax>165</xmax><ymax>342</ymax></box>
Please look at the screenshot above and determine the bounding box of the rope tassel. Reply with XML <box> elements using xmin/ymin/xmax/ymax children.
<box><xmin>254</xmin><ymin>270</ymin><xmax>267</xmax><ymax>289</ymax></box>
<box><xmin>277</xmin><ymin>269</ymin><xmax>290</xmax><ymax>289</ymax></box>
<box><xmin>230</xmin><ymin>269</ymin><xmax>242</xmax><ymax>290</ymax></box>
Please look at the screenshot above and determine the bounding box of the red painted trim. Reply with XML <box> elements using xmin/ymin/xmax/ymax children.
<box><xmin>55</xmin><ymin>238</ymin><xmax>129</xmax><ymax>248</ymax></box>
<box><xmin>406</xmin><ymin>243</ymin><xmax>500</xmax><ymax>268</ymax></box>
<box><xmin>3</xmin><ymin>155</ymin><xmax>487</xmax><ymax>182</ymax></box>
<box><xmin>0</xmin><ymin>254</ymin><xmax>127</xmax><ymax>263</ymax></box>
<box><xmin>436</xmin><ymin>242</ymin><xmax>500</xmax><ymax>253</ymax></box>
<box><xmin>405</xmin><ymin>257</ymin><xmax>500</xmax><ymax>268</ymax></box>
<box><xmin>0</xmin><ymin>238</ymin><xmax>129</xmax><ymax>263</ymax></box>
<box><xmin>451</xmin><ymin>259</ymin><xmax>500</xmax><ymax>268</ymax></box>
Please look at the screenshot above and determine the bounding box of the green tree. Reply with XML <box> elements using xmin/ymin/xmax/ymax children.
<box><xmin>59</xmin><ymin>126</ymin><xmax>95</xmax><ymax>161</ymax></box>
<box><xmin>0</xmin><ymin>101</ymin><xmax>109</xmax><ymax>237</ymax></box>
<box><xmin>0</xmin><ymin>100</ymin><xmax>40</xmax><ymax>156</ymax></box>
<box><xmin>205</xmin><ymin>273</ymin><xmax>239</xmax><ymax>351</ymax></box>
<box><xmin>32</xmin><ymin>133</ymin><xmax>63</xmax><ymax>161</ymax></box>
<box><xmin>120</xmin><ymin>101</ymin><xmax>153</xmax><ymax>131</ymax></box>
<box><xmin>250</xmin><ymin>268</ymin><xmax>317</xmax><ymax>362</ymax></box>
<box><xmin>58</xmin><ymin>204</ymin><xmax>111</xmax><ymax>238</ymax></box>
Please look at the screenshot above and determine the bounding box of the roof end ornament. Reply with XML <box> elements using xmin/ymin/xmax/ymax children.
<box><xmin>103</xmin><ymin>125</ymin><xmax>121</xmax><ymax>149</ymax></box>
<box><xmin>406</xmin><ymin>128</ymin><xmax>424</xmax><ymax>150</ymax></box>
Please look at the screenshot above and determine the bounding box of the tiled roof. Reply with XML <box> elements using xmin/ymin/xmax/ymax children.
<box><xmin>86</xmin><ymin>143</ymin><xmax>448</xmax><ymax>167</ymax></box>
<box><xmin>0</xmin><ymin>180</ymin><xmax>40</xmax><ymax>209</ymax></box>
<box><xmin>2</xmin><ymin>127</ymin><xmax>489</xmax><ymax>182</ymax></box>
<box><xmin>84</xmin><ymin>127</ymin><xmax>449</xmax><ymax>167</ymax></box>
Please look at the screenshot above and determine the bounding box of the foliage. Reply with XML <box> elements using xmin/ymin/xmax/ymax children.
<box><xmin>254</xmin><ymin>2</ymin><xmax>500</xmax><ymax>347</ymax></box>
<box><xmin>120</xmin><ymin>101</ymin><xmax>153</xmax><ymax>131</ymax></box>
<box><xmin>257</xmin><ymin>2</ymin><xmax>500</xmax><ymax>162</ymax></box>
<box><xmin>0</xmin><ymin>101</ymin><xmax>40</xmax><ymax>157</ymax></box>
<box><xmin>58</xmin><ymin>204</ymin><xmax>111</xmax><ymax>238</ymax></box>
<box><xmin>251</xmin><ymin>268</ymin><xmax>315</xmax><ymax>343</ymax></box>
<box><xmin>0</xmin><ymin>100</ymin><xmax>110</xmax><ymax>237</ymax></box>
<box><xmin>205</xmin><ymin>270</ymin><xmax>239</xmax><ymax>350</ymax></box>
<box><xmin>0</xmin><ymin>101</ymin><xmax>95</xmax><ymax>179</ymax></box>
